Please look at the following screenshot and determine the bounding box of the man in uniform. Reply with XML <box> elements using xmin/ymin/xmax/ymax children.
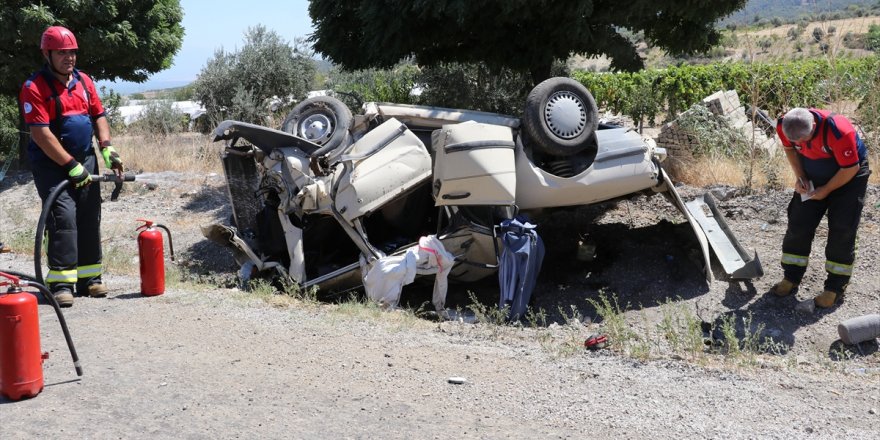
<box><xmin>19</xmin><ymin>26</ymin><xmax>124</xmax><ymax>307</ymax></box>
<box><xmin>772</xmin><ymin>107</ymin><xmax>871</xmax><ymax>308</ymax></box>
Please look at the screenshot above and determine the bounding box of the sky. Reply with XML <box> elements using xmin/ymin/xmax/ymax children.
<box><xmin>97</xmin><ymin>0</ymin><xmax>314</xmax><ymax>94</ymax></box>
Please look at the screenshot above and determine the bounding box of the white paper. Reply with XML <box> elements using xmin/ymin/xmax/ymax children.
<box><xmin>800</xmin><ymin>179</ymin><xmax>815</xmax><ymax>202</ymax></box>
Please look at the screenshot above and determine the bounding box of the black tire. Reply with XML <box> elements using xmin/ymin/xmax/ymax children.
<box><xmin>522</xmin><ymin>77</ymin><xmax>598</xmax><ymax>157</ymax></box>
<box><xmin>281</xmin><ymin>96</ymin><xmax>353</xmax><ymax>153</ymax></box>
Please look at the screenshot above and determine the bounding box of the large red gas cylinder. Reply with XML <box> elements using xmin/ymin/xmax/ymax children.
<box><xmin>136</xmin><ymin>219</ymin><xmax>174</xmax><ymax>296</ymax></box>
<box><xmin>0</xmin><ymin>286</ymin><xmax>45</xmax><ymax>400</ymax></box>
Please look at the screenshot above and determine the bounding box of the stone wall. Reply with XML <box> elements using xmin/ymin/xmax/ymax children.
<box><xmin>656</xmin><ymin>90</ymin><xmax>780</xmax><ymax>164</ymax></box>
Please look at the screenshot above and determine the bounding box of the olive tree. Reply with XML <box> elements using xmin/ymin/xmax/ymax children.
<box><xmin>193</xmin><ymin>26</ymin><xmax>317</xmax><ymax>127</ymax></box>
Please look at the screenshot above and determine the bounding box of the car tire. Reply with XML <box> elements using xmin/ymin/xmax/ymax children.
<box><xmin>281</xmin><ymin>96</ymin><xmax>353</xmax><ymax>152</ymax></box>
<box><xmin>523</xmin><ymin>77</ymin><xmax>598</xmax><ymax>157</ymax></box>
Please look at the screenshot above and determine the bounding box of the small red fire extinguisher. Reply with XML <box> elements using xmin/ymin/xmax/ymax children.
<box><xmin>0</xmin><ymin>271</ymin><xmax>82</xmax><ymax>401</ymax></box>
<box><xmin>136</xmin><ymin>219</ymin><xmax>174</xmax><ymax>296</ymax></box>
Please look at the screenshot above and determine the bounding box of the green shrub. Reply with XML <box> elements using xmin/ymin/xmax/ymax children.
<box><xmin>175</xmin><ymin>85</ymin><xmax>196</xmax><ymax>102</ymax></box>
<box><xmin>573</xmin><ymin>57</ymin><xmax>880</xmax><ymax>122</ymax></box>
<box><xmin>99</xmin><ymin>86</ymin><xmax>126</xmax><ymax>134</ymax></box>
<box><xmin>325</xmin><ymin>62</ymin><xmax>421</xmax><ymax>112</ymax></box>
<box><xmin>812</xmin><ymin>26</ymin><xmax>825</xmax><ymax>43</ymax></box>
<box><xmin>417</xmin><ymin>62</ymin><xmax>531</xmax><ymax>115</ymax></box>
<box><xmin>856</xmin><ymin>70</ymin><xmax>880</xmax><ymax>154</ymax></box>
<box><xmin>867</xmin><ymin>24</ymin><xmax>880</xmax><ymax>51</ymax></box>
<box><xmin>418</xmin><ymin>60</ymin><xmax>569</xmax><ymax>116</ymax></box>
<box><xmin>128</xmin><ymin>100</ymin><xmax>186</xmax><ymax>136</ymax></box>
<box><xmin>0</xmin><ymin>95</ymin><xmax>19</xmax><ymax>162</ymax></box>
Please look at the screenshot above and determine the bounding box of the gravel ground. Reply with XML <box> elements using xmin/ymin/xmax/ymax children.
<box><xmin>1</xmin><ymin>170</ymin><xmax>879</xmax><ymax>439</ymax></box>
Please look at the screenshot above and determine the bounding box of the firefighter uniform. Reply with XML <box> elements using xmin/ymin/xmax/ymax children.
<box><xmin>20</xmin><ymin>66</ymin><xmax>106</xmax><ymax>294</ymax></box>
<box><xmin>775</xmin><ymin>109</ymin><xmax>871</xmax><ymax>296</ymax></box>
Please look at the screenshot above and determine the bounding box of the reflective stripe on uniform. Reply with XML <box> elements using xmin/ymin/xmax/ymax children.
<box><xmin>46</xmin><ymin>269</ymin><xmax>77</xmax><ymax>283</ymax></box>
<box><xmin>781</xmin><ymin>253</ymin><xmax>809</xmax><ymax>267</ymax></box>
<box><xmin>825</xmin><ymin>260</ymin><xmax>853</xmax><ymax>276</ymax></box>
<box><xmin>77</xmin><ymin>263</ymin><xmax>102</xmax><ymax>279</ymax></box>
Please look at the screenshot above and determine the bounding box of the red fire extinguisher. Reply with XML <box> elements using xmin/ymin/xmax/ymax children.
<box><xmin>0</xmin><ymin>271</ymin><xmax>82</xmax><ymax>401</ymax></box>
<box><xmin>136</xmin><ymin>219</ymin><xmax>174</xmax><ymax>296</ymax></box>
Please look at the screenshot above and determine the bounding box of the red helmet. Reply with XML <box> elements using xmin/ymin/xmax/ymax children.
<box><xmin>40</xmin><ymin>26</ymin><xmax>78</xmax><ymax>50</ymax></box>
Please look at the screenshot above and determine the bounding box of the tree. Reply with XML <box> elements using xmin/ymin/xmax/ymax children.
<box><xmin>193</xmin><ymin>26</ymin><xmax>317</xmax><ymax>127</ymax></box>
<box><xmin>0</xmin><ymin>0</ymin><xmax>184</xmax><ymax>98</ymax></box>
<box><xmin>308</xmin><ymin>0</ymin><xmax>747</xmax><ymax>84</ymax></box>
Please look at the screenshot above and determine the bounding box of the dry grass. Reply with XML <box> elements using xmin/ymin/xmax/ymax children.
<box><xmin>673</xmin><ymin>149</ymin><xmax>879</xmax><ymax>188</ymax></box>
<box><xmin>569</xmin><ymin>15</ymin><xmax>880</xmax><ymax>71</ymax></box>
<box><xmin>111</xmin><ymin>132</ymin><xmax>223</xmax><ymax>175</ymax></box>
<box><xmin>747</xmin><ymin>15</ymin><xmax>880</xmax><ymax>38</ymax></box>
<box><xmin>718</xmin><ymin>15</ymin><xmax>878</xmax><ymax>64</ymax></box>
<box><xmin>672</xmin><ymin>152</ymin><xmax>788</xmax><ymax>188</ymax></box>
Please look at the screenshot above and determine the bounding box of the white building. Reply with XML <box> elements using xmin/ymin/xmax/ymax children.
<box><xmin>117</xmin><ymin>100</ymin><xmax>206</xmax><ymax>128</ymax></box>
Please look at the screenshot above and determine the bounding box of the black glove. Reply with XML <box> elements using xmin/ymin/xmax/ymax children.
<box><xmin>63</xmin><ymin>158</ymin><xmax>92</xmax><ymax>189</ymax></box>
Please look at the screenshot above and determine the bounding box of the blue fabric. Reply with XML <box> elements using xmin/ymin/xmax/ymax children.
<box><xmin>497</xmin><ymin>216</ymin><xmax>545</xmax><ymax>320</ymax></box>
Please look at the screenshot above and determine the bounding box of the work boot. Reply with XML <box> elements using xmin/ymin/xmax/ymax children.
<box><xmin>87</xmin><ymin>283</ymin><xmax>109</xmax><ymax>298</ymax></box>
<box><xmin>0</xmin><ymin>242</ymin><xmax>10</xmax><ymax>253</ymax></box>
<box><xmin>770</xmin><ymin>279</ymin><xmax>798</xmax><ymax>297</ymax></box>
<box><xmin>814</xmin><ymin>290</ymin><xmax>842</xmax><ymax>308</ymax></box>
<box><xmin>53</xmin><ymin>289</ymin><xmax>74</xmax><ymax>308</ymax></box>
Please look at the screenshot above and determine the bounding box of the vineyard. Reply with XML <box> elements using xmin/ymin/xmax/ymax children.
<box><xmin>572</xmin><ymin>56</ymin><xmax>880</xmax><ymax>126</ymax></box>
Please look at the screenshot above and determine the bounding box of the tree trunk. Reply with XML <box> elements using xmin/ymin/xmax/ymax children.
<box><xmin>529</xmin><ymin>64</ymin><xmax>553</xmax><ymax>87</ymax></box>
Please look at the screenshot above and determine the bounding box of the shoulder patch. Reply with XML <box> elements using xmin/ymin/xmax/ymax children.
<box><xmin>23</xmin><ymin>102</ymin><xmax>33</xmax><ymax>114</ymax></box>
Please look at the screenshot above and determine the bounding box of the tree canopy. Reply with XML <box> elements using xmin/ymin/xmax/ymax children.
<box><xmin>309</xmin><ymin>0</ymin><xmax>747</xmax><ymax>83</ymax></box>
<box><xmin>0</xmin><ymin>0</ymin><xmax>184</xmax><ymax>98</ymax></box>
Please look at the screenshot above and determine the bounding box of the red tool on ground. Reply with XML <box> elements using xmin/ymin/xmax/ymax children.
<box><xmin>136</xmin><ymin>219</ymin><xmax>175</xmax><ymax>296</ymax></box>
<box><xmin>584</xmin><ymin>334</ymin><xmax>609</xmax><ymax>350</ymax></box>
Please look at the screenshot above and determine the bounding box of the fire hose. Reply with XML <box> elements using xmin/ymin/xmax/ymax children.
<box><xmin>1</xmin><ymin>173</ymin><xmax>135</xmax><ymax>382</ymax></box>
<box><xmin>34</xmin><ymin>173</ymin><xmax>135</xmax><ymax>284</ymax></box>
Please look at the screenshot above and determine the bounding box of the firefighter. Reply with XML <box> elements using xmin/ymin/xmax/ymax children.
<box><xmin>19</xmin><ymin>26</ymin><xmax>124</xmax><ymax>307</ymax></box>
<box><xmin>772</xmin><ymin>107</ymin><xmax>871</xmax><ymax>308</ymax></box>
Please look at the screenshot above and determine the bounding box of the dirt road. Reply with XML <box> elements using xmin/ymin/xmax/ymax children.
<box><xmin>0</xmin><ymin>274</ymin><xmax>877</xmax><ymax>439</ymax></box>
<box><xmin>1</xmin><ymin>171</ymin><xmax>879</xmax><ymax>438</ymax></box>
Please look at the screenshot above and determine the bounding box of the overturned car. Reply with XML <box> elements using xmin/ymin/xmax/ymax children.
<box><xmin>205</xmin><ymin>78</ymin><xmax>762</xmax><ymax>313</ymax></box>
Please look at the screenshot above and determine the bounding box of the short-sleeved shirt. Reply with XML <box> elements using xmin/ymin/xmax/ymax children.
<box><xmin>20</xmin><ymin>66</ymin><xmax>105</xmax><ymax>164</ymax></box>
<box><xmin>776</xmin><ymin>108</ymin><xmax>868</xmax><ymax>185</ymax></box>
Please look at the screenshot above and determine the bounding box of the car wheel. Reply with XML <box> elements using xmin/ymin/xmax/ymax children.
<box><xmin>523</xmin><ymin>77</ymin><xmax>598</xmax><ymax>157</ymax></box>
<box><xmin>281</xmin><ymin>96</ymin><xmax>353</xmax><ymax>152</ymax></box>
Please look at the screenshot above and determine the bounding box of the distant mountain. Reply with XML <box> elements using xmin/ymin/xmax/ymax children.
<box><xmin>96</xmin><ymin>80</ymin><xmax>193</xmax><ymax>95</ymax></box>
<box><xmin>722</xmin><ymin>0</ymin><xmax>879</xmax><ymax>25</ymax></box>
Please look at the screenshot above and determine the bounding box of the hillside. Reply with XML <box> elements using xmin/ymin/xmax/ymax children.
<box><xmin>569</xmin><ymin>12</ymin><xmax>880</xmax><ymax>72</ymax></box>
<box><xmin>723</xmin><ymin>0</ymin><xmax>880</xmax><ymax>26</ymax></box>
